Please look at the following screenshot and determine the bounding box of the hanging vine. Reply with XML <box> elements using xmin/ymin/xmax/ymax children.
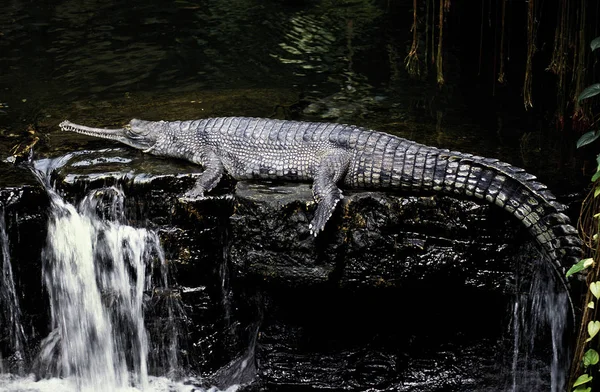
<box><xmin>430</xmin><ymin>0</ymin><xmax>435</xmax><ymax>66</ymax></box>
<box><xmin>497</xmin><ymin>0</ymin><xmax>507</xmax><ymax>84</ymax></box>
<box><xmin>436</xmin><ymin>0</ymin><xmax>448</xmax><ymax>85</ymax></box>
<box><xmin>403</xmin><ymin>0</ymin><xmax>595</xmax><ymax>132</ymax></box>
<box><xmin>405</xmin><ymin>0</ymin><xmax>420</xmax><ymax>77</ymax></box>
<box><xmin>569</xmin><ymin>183</ymin><xmax>600</xmax><ymax>391</ymax></box>
<box><xmin>573</xmin><ymin>0</ymin><xmax>589</xmax><ymax>124</ymax></box>
<box><xmin>523</xmin><ymin>0</ymin><xmax>536</xmax><ymax>109</ymax></box>
<box><xmin>548</xmin><ymin>0</ymin><xmax>569</xmax><ymax>126</ymax></box>
<box><xmin>425</xmin><ymin>0</ymin><xmax>430</xmax><ymax>68</ymax></box>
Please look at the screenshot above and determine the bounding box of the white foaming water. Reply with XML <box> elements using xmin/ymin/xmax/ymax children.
<box><xmin>509</xmin><ymin>254</ymin><xmax>569</xmax><ymax>392</ymax></box>
<box><xmin>0</xmin><ymin>207</ymin><xmax>26</xmax><ymax>375</ymax></box>
<box><xmin>2</xmin><ymin>157</ymin><xmax>222</xmax><ymax>392</ymax></box>
<box><xmin>0</xmin><ymin>182</ymin><xmax>240</xmax><ymax>392</ymax></box>
<box><xmin>36</xmin><ymin>185</ymin><xmax>161</xmax><ymax>391</ymax></box>
<box><xmin>0</xmin><ymin>374</ymin><xmax>240</xmax><ymax>392</ymax></box>
<box><xmin>0</xmin><ymin>158</ymin><xmax>249</xmax><ymax>392</ymax></box>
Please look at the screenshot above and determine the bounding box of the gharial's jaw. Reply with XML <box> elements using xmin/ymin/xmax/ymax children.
<box><xmin>59</xmin><ymin>120</ymin><xmax>155</xmax><ymax>151</ymax></box>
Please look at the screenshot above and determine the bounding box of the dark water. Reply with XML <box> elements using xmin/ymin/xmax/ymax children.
<box><xmin>0</xmin><ymin>0</ymin><xmax>395</xmax><ymax>112</ymax></box>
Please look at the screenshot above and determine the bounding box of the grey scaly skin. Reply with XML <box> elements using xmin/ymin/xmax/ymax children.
<box><xmin>59</xmin><ymin>117</ymin><xmax>582</xmax><ymax>296</ymax></box>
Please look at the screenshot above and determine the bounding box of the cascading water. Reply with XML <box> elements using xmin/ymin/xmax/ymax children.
<box><xmin>0</xmin><ymin>158</ymin><xmax>205</xmax><ymax>392</ymax></box>
<box><xmin>36</xmin><ymin>185</ymin><xmax>158</xmax><ymax>390</ymax></box>
<box><xmin>0</xmin><ymin>206</ymin><xmax>26</xmax><ymax>375</ymax></box>
<box><xmin>508</xmin><ymin>252</ymin><xmax>569</xmax><ymax>392</ymax></box>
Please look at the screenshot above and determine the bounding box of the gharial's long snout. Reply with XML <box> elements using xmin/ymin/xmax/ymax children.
<box><xmin>59</xmin><ymin>120</ymin><xmax>128</xmax><ymax>139</ymax></box>
<box><xmin>59</xmin><ymin>120</ymin><xmax>154</xmax><ymax>151</ymax></box>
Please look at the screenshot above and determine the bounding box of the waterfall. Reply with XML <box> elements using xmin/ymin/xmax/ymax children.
<box><xmin>28</xmin><ymin>158</ymin><xmax>183</xmax><ymax>391</ymax></box>
<box><xmin>36</xmin><ymin>185</ymin><xmax>158</xmax><ymax>390</ymax></box>
<box><xmin>0</xmin><ymin>206</ymin><xmax>26</xmax><ymax>375</ymax></box>
<box><xmin>509</xmin><ymin>253</ymin><xmax>569</xmax><ymax>392</ymax></box>
<box><xmin>0</xmin><ymin>157</ymin><xmax>251</xmax><ymax>392</ymax></box>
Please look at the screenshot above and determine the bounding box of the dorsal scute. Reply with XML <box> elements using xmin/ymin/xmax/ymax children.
<box><xmin>529</xmin><ymin>181</ymin><xmax>548</xmax><ymax>191</ymax></box>
<box><xmin>466</xmin><ymin>154</ymin><xmax>565</xmax><ymax>212</ymax></box>
<box><xmin>542</xmin><ymin>212</ymin><xmax>572</xmax><ymax>225</ymax></box>
<box><xmin>551</xmin><ymin>224</ymin><xmax>579</xmax><ymax>236</ymax></box>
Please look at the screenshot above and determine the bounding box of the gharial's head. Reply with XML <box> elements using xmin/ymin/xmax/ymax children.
<box><xmin>59</xmin><ymin>119</ymin><xmax>167</xmax><ymax>153</ymax></box>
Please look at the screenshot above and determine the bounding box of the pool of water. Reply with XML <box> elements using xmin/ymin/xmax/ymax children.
<box><xmin>0</xmin><ymin>0</ymin><xmax>396</xmax><ymax>114</ymax></box>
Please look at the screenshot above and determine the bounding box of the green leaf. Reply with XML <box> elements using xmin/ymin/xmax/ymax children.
<box><xmin>591</xmin><ymin>282</ymin><xmax>600</xmax><ymax>299</ymax></box>
<box><xmin>573</xmin><ymin>386</ymin><xmax>591</xmax><ymax>392</ymax></box>
<box><xmin>592</xmin><ymin>36</ymin><xmax>600</xmax><ymax>51</ymax></box>
<box><xmin>567</xmin><ymin>258</ymin><xmax>594</xmax><ymax>277</ymax></box>
<box><xmin>577</xmin><ymin>130</ymin><xmax>600</xmax><ymax>148</ymax></box>
<box><xmin>587</xmin><ymin>320</ymin><xmax>600</xmax><ymax>341</ymax></box>
<box><xmin>589</xmin><ymin>301</ymin><xmax>595</xmax><ymax>309</ymax></box>
<box><xmin>579</xmin><ymin>84</ymin><xmax>600</xmax><ymax>102</ymax></box>
<box><xmin>595</xmin><ymin>186</ymin><xmax>600</xmax><ymax>198</ymax></box>
<box><xmin>592</xmin><ymin>169</ymin><xmax>600</xmax><ymax>182</ymax></box>
<box><xmin>574</xmin><ymin>373</ymin><xmax>593</xmax><ymax>387</ymax></box>
<box><xmin>586</xmin><ymin>258</ymin><xmax>595</xmax><ymax>267</ymax></box>
<box><xmin>584</xmin><ymin>349</ymin><xmax>600</xmax><ymax>367</ymax></box>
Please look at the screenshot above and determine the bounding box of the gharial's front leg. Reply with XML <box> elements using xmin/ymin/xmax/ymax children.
<box><xmin>309</xmin><ymin>152</ymin><xmax>350</xmax><ymax>236</ymax></box>
<box><xmin>179</xmin><ymin>151</ymin><xmax>225</xmax><ymax>201</ymax></box>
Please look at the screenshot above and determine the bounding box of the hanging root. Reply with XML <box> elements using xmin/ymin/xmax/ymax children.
<box><xmin>405</xmin><ymin>0</ymin><xmax>421</xmax><ymax>78</ymax></box>
<box><xmin>523</xmin><ymin>0</ymin><xmax>535</xmax><ymax>109</ymax></box>
<box><xmin>435</xmin><ymin>0</ymin><xmax>445</xmax><ymax>85</ymax></box>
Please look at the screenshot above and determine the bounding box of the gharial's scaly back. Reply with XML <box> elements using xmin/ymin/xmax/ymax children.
<box><xmin>60</xmin><ymin>116</ymin><xmax>582</xmax><ymax>312</ymax></box>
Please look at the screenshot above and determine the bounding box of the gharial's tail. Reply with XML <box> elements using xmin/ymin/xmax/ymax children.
<box><xmin>383</xmin><ymin>140</ymin><xmax>582</xmax><ymax>317</ymax></box>
<box><xmin>429</xmin><ymin>150</ymin><xmax>582</xmax><ymax>272</ymax></box>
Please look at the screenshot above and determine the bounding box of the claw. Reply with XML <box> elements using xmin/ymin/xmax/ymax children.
<box><xmin>178</xmin><ymin>188</ymin><xmax>205</xmax><ymax>203</ymax></box>
<box><xmin>178</xmin><ymin>192</ymin><xmax>205</xmax><ymax>203</ymax></box>
<box><xmin>178</xmin><ymin>196</ymin><xmax>199</xmax><ymax>203</ymax></box>
<box><xmin>178</xmin><ymin>194</ymin><xmax>233</xmax><ymax>203</ymax></box>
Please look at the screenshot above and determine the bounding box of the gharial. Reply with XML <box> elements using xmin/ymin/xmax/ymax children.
<box><xmin>59</xmin><ymin>117</ymin><xmax>582</xmax><ymax>292</ymax></box>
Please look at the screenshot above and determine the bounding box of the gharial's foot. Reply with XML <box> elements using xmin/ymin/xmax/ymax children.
<box><xmin>178</xmin><ymin>193</ymin><xmax>234</xmax><ymax>203</ymax></box>
<box><xmin>177</xmin><ymin>190</ymin><xmax>205</xmax><ymax>203</ymax></box>
<box><xmin>308</xmin><ymin>196</ymin><xmax>341</xmax><ymax>237</ymax></box>
<box><xmin>308</xmin><ymin>220</ymin><xmax>327</xmax><ymax>237</ymax></box>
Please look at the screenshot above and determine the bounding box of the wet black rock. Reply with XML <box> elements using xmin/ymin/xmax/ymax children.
<box><xmin>0</xmin><ymin>185</ymin><xmax>49</xmax><ymax>366</ymax></box>
<box><xmin>224</xmin><ymin>182</ymin><xmax>530</xmax><ymax>391</ymax></box>
<box><xmin>0</xmin><ymin>160</ymin><xmax>560</xmax><ymax>390</ymax></box>
<box><xmin>229</xmin><ymin>182</ymin><xmax>520</xmax><ymax>290</ymax></box>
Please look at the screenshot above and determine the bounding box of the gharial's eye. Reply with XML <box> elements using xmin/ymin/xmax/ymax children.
<box><xmin>124</xmin><ymin>124</ymin><xmax>145</xmax><ymax>138</ymax></box>
<box><xmin>124</xmin><ymin>124</ymin><xmax>140</xmax><ymax>135</ymax></box>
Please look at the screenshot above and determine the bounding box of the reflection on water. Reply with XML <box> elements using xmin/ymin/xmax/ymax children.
<box><xmin>0</xmin><ymin>0</ymin><xmax>393</xmax><ymax>105</ymax></box>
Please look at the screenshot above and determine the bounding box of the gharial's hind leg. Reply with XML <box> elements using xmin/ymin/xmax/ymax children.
<box><xmin>310</xmin><ymin>152</ymin><xmax>350</xmax><ymax>236</ymax></box>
